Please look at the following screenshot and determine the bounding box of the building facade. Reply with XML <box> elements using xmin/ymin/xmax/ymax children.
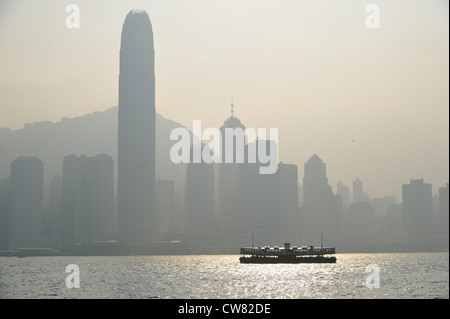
<box><xmin>118</xmin><ymin>9</ymin><xmax>156</xmax><ymax>244</ymax></box>
<box><xmin>402</xmin><ymin>179</ymin><xmax>433</xmax><ymax>244</ymax></box>
<box><xmin>9</xmin><ymin>156</ymin><xmax>44</xmax><ymax>249</ymax></box>
<box><xmin>62</xmin><ymin>154</ymin><xmax>114</xmax><ymax>246</ymax></box>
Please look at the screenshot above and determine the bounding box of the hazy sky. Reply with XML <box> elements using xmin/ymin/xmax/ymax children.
<box><xmin>0</xmin><ymin>0</ymin><xmax>448</xmax><ymax>199</ymax></box>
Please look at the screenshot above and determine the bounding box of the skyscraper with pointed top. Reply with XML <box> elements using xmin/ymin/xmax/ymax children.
<box><xmin>118</xmin><ymin>9</ymin><xmax>156</xmax><ymax>244</ymax></box>
<box><xmin>302</xmin><ymin>154</ymin><xmax>342</xmax><ymax>248</ymax></box>
<box><xmin>220</xmin><ymin>99</ymin><xmax>246</xmax><ymax>164</ymax></box>
<box><xmin>218</xmin><ymin>101</ymin><xmax>245</xmax><ymax>234</ymax></box>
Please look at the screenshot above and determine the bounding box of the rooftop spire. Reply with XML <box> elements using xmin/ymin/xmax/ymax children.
<box><xmin>230</xmin><ymin>96</ymin><xmax>234</xmax><ymax>118</ymax></box>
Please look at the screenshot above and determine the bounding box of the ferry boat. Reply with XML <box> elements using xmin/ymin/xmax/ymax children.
<box><xmin>239</xmin><ymin>242</ymin><xmax>336</xmax><ymax>264</ymax></box>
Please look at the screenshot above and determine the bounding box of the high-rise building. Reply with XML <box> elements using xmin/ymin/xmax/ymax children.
<box><xmin>61</xmin><ymin>155</ymin><xmax>79</xmax><ymax>246</ymax></box>
<box><xmin>45</xmin><ymin>173</ymin><xmax>63</xmax><ymax>239</ymax></box>
<box><xmin>370</xmin><ymin>196</ymin><xmax>397</xmax><ymax>219</ymax></box>
<box><xmin>438</xmin><ymin>183</ymin><xmax>449</xmax><ymax>236</ymax></box>
<box><xmin>302</xmin><ymin>154</ymin><xmax>341</xmax><ymax>247</ymax></box>
<box><xmin>276</xmin><ymin>163</ymin><xmax>300</xmax><ymax>242</ymax></box>
<box><xmin>277</xmin><ymin>163</ymin><xmax>299</xmax><ymax>229</ymax></box>
<box><xmin>298</xmin><ymin>184</ymin><xmax>303</xmax><ymax>207</ymax></box>
<box><xmin>346</xmin><ymin>201</ymin><xmax>375</xmax><ymax>248</ymax></box>
<box><xmin>9</xmin><ymin>156</ymin><xmax>44</xmax><ymax>249</ymax></box>
<box><xmin>62</xmin><ymin>154</ymin><xmax>114</xmax><ymax>245</ymax></box>
<box><xmin>0</xmin><ymin>177</ymin><xmax>10</xmax><ymax>250</ymax></box>
<box><xmin>336</xmin><ymin>181</ymin><xmax>350</xmax><ymax>208</ymax></box>
<box><xmin>385</xmin><ymin>203</ymin><xmax>405</xmax><ymax>238</ymax></box>
<box><xmin>238</xmin><ymin>140</ymin><xmax>299</xmax><ymax>244</ymax></box>
<box><xmin>402</xmin><ymin>179</ymin><xmax>433</xmax><ymax>243</ymax></box>
<box><xmin>94</xmin><ymin>154</ymin><xmax>115</xmax><ymax>242</ymax></box>
<box><xmin>118</xmin><ymin>9</ymin><xmax>156</xmax><ymax>244</ymax></box>
<box><xmin>156</xmin><ymin>179</ymin><xmax>175</xmax><ymax>235</ymax></box>
<box><xmin>303</xmin><ymin>154</ymin><xmax>331</xmax><ymax>204</ymax></box>
<box><xmin>185</xmin><ymin>144</ymin><xmax>214</xmax><ymax>235</ymax></box>
<box><xmin>353</xmin><ymin>178</ymin><xmax>363</xmax><ymax>203</ymax></box>
<box><xmin>218</xmin><ymin>104</ymin><xmax>246</xmax><ymax>234</ymax></box>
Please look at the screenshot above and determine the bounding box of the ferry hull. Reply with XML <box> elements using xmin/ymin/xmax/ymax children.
<box><xmin>239</xmin><ymin>255</ymin><xmax>336</xmax><ymax>264</ymax></box>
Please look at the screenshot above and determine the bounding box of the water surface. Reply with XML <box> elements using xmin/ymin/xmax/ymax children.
<box><xmin>0</xmin><ymin>252</ymin><xmax>448</xmax><ymax>299</ymax></box>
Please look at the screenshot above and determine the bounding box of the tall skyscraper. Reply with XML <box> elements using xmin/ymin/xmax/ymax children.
<box><xmin>218</xmin><ymin>104</ymin><xmax>246</xmax><ymax>234</ymax></box>
<box><xmin>302</xmin><ymin>154</ymin><xmax>341</xmax><ymax>247</ymax></box>
<box><xmin>118</xmin><ymin>9</ymin><xmax>156</xmax><ymax>244</ymax></box>
<box><xmin>9</xmin><ymin>156</ymin><xmax>44</xmax><ymax>249</ymax></box>
<box><xmin>303</xmin><ymin>154</ymin><xmax>331</xmax><ymax>204</ymax></box>
<box><xmin>402</xmin><ymin>179</ymin><xmax>433</xmax><ymax>243</ymax></box>
<box><xmin>353</xmin><ymin>178</ymin><xmax>363</xmax><ymax>203</ymax></box>
<box><xmin>438</xmin><ymin>183</ymin><xmax>448</xmax><ymax>236</ymax></box>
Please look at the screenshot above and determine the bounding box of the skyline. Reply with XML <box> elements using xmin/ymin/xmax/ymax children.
<box><xmin>1</xmin><ymin>104</ymin><xmax>447</xmax><ymax>206</ymax></box>
<box><xmin>0</xmin><ymin>4</ymin><xmax>448</xmax><ymax>303</ymax></box>
<box><xmin>2</xmin><ymin>146</ymin><xmax>448</xmax><ymax>253</ymax></box>
<box><xmin>0</xmin><ymin>0</ymin><xmax>448</xmax><ymax>199</ymax></box>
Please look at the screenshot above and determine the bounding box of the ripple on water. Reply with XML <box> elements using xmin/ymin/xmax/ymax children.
<box><xmin>0</xmin><ymin>253</ymin><xmax>448</xmax><ymax>299</ymax></box>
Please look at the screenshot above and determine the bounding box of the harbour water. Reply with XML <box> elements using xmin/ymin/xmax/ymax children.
<box><xmin>0</xmin><ymin>252</ymin><xmax>448</xmax><ymax>299</ymax></box>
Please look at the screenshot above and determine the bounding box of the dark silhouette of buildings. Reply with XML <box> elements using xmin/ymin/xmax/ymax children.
<box><xmin>346</xmin><ymin>201</ymin><xmax>375</xmax><ymax>248</ymax></box>
<box><xmin>0</xmin><ymin>9</ymin><xmax>446</xmax><ymax>254</ymax></box>
<box><xmin>179</xmin><ymin>104</ymin><xmax>300</xmax><ymax>249</ymax></box>
<box><xmin>278</xmin><ymin>163</ymin><xmax>299</xmax><ymax>229</ymax></box>
<box><xmin>383</xmin><ymin>203</ymin><xmax>405</xmax><ymax>244</ymax></box>
<box><xmin>402</xmin><ymin>179</ymin><xmax>433</xmax><ymax>244</ymax></box>
<box><xmin>9</xmin><ymin>156</ymin><xmax>44</xmax><ymax>249</ymax></box>
<box><xmin>218</xmin><ymin>107</ymin><xmax>246</xmax><ymax>234</ymax></box>
<box><xmin>185</xmin><ymin>144</ymin><xmax>215</xmax><ymax>236</ymax></box>
<box><xmin>118</xmin><ymin>9</ymin><xmax>156</xmax><ymax>245</ymax></box>
<box><xmin>44</xmin><ymin>173</ymin><xmax>63</xmax><ymax>240</ymax></box>
<box><xmin>301</xmin><ymin>154</ymin><xmax>342</xmax><ymax>248</ymax></box>
<box><xmin>62</xmin><ymin>154</ymin><xmax>114</xmax><ymax>246</ymax></box>
<box><xmin>370</xmin><ymin>196</ymin><xmax>397</xmax><ymax>219</ymax></box>
<box><xmin>352</xmin><ymin>177</ymin><xmax>370</xmax><ymax>203</ymax></box>
<box><xmin>232</xmin><ymin>145</ymin><xmax>299</xmax><ymax>246</ymax></box>
<box><xmin>336</xmin><ymin>181</ymin><xmax>350</xmax><ymax>208</ymax></box>
<box><xmin>156</xmin><ymin>179</ymin><xmax>176</xmax><ymax>235</ymax></box>
<box><xmin>0</xmin><ymin>177</ymin><xmax>10</xmax><ymax>250</ymax></box>
<box><xmin>303</xmin><ymin>155</ymin><xmax>331</xmax><ymax>204</ymax></box>
<box><xmin>438</xmin><ymin>183</ymin><xmax>449</xmax><ymax>236</ymax></box>
<box><xmin>352</xmin><ymin>177</ymin><xmax>364</xmax><ymax>203</ymax></box>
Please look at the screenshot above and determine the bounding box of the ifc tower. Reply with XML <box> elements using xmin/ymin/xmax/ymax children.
<box><xmin>118</xmin><ymin>9</ymin><xmax>156</xmax><ymax>244</ymax></box>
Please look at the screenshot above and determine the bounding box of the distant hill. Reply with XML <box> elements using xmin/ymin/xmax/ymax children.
<box><xmin>0</xmin><ymin>106</ymin><xmax>188</xmax><ymax>197</ymax></box>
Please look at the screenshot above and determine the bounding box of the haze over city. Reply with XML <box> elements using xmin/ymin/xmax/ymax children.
<box><xmin>0</xmin><ymin>2</ymin><xmax>449</xmax><ymax>303</ymax></box>
<box><xmin>0</xmin><ymin>0</ymin><xmax>448</xmax><ymax>200</ymax></box>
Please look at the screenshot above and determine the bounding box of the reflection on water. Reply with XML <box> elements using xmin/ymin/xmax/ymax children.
<box><xmin>0</xmin><ymin>253</ymin><xmax>448</xmax><ymax>299</ymax></box>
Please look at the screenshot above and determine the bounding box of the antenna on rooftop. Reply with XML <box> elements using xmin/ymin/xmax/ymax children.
<box><xmin>230</xmin><ymin>96</ymin><xmax>234</xmax><ymax>118</ymax></box>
